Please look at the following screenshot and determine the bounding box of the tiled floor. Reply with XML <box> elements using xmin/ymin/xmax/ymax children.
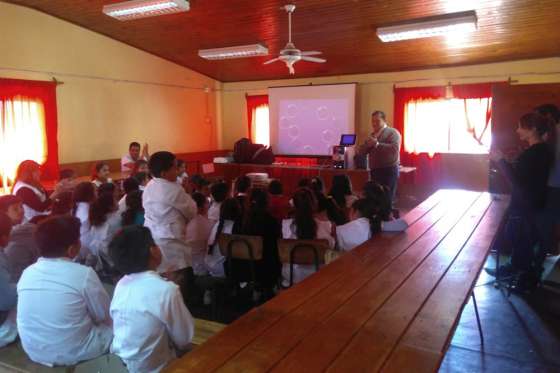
<box><xmin>440</xmin><ymin>256</ymin><xmax>560</xmax><ymax>373</ymax></box>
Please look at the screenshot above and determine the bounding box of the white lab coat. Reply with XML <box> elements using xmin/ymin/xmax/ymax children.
<box><xmin>207</xmin><ymin>201</ymin><xmax>221</xmax><ymax>224</ymax></box>
<box><xmin>12</xmin><ymin>181</ymin><xmax>48</xmax><ymax>222</ymax></box>
<box><xmin>336</xmin><ymin>217</ymin><xmax>409</xmax><ymax>252</ymax></box>
<box><xmin>110</xmin><ymin>271</ymin><xmax>194</xmax><ymax>373</ymax></box>
<box><xmin>185</xmin><ymin>214</ymin><xmax>214</xmax><ymax>276</ymax></box>
<box><xmin>81</xmin><ymin>211</ymin><xmax>122</xmax><ymax>269</ymax></box>
<box><xmin>204</xmin><ymin>220</ymin><xmax>234</xmax><ymax>278</ymax></box>
<box><xmin>143</xmin><ymin>178</ymin><xmax>197</xmax><ymax>273</ymax></box>
<box><xmin>281</xmin><ymin>218</ymin><xmax>335</xmax><ymax>287</ymax></box>
<box><xmin>17</xmin><ymin>258</ymin><xmax>112</xmax><ymax>367</ymax></box>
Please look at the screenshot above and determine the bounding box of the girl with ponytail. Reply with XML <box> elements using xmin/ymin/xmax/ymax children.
<box><xmin>281</xmin><ymin>188</ymin><xmax>335</xmax><ymax>286</ymax></box>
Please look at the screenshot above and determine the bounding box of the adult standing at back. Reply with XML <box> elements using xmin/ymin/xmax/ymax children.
<box><xmin>357</xmin><ymin>111</ymin><xmax>402</xmax><ymax>206</ymax></box>
<box><xmin>121</xmin><ymin>142</ymin><xmax>149</xmax><ymax>176</ymax></box>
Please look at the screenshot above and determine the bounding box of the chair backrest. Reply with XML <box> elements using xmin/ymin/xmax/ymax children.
<box><xmin>218</xmin><ymin>234</ymin><xmax>263</xmax><ymax>261</ymax></box>
<box><xmin>277</xmin><ymin>239</ymin><xmax>330</xmax><ymax>266</ymax></box>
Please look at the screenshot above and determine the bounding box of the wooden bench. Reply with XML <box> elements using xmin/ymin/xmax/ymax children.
<box><xmin>0</xmin><ymin>318</ymin><xmax>225</xmax><ymax>373</ymax></box>
<box><xmin>164</xmin><ymin>189</ymin><xmax>509</xmax><ymax>373</ymax></box>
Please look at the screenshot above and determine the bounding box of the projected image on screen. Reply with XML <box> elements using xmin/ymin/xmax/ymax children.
<box><xmin>269</xmin><ymin>83</ymin><xmax>356</xmax><ymax>156</ymax></box>
<box><xmin>278</xmin><ymin>99</ymin><xmax>348</xmax><ymax>155</ymax></box>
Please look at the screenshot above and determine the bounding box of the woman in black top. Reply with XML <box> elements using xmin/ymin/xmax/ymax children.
<box><xmin>490</xmin><ymin>112</ymin><xmax>554</xmax><ymax>280</ymax></box>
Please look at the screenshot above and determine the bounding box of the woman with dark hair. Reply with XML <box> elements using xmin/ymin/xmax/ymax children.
<box><xmin>91</xmin><ymin>162</ymin><xmax>112</xmax><ymax>188</ymax></box>
<box><xmin>242</xmin><ymin>188</ymin><xmax>281</xmax><ymax>292</ymax></box>
<box><xmin>281</xmin><ymin>188</ymin><xmax>335</xmax><ymax>286</ymax></box>
<box><xmin>329</xmin><ymin>174</ymin><xmax>358</xmax><ymax>211</ymax></box>
<box><xmin>362</xmin><ymin>181</ymin><xmax>393</xmax><ymax>221</ymax></box>
<box><xmin>234</xmin><ymin>175</ymin><xmax>252</xmax><ymax>216</ymax></box>
<box><xmin>488</xmin><ymin>112</ymin><xmax>554</xmax><ymax>286</ymax></box>
<box><xmin>205</xmin><ymin>198</ymin><xmax>243</xmax><ymax>278</ymax></box>
<box><xmin>12</xmin><ymin>160</ymin><xmax>52</xmax><ymax>222</ymax></box>
<box><xmin>121</xmin><ymin>190</ymin><xmax>144</xmax><ymax>226</ymax></box>
<box><xmin>81</xmin><ymin>191</ymin><xmax>122</xmax><ymax>269</ymax></box>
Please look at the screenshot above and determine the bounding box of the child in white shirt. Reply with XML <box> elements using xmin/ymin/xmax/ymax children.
<box><xmin>17</xmin><ymin>216</ymin><xmax>112</xmax><ymax>366</ymax></box>
<box><xmin>109</xmin><ymin>226</ymin><xmax>194</xmax><ymax>373</ymax></box>
<box><xmin>186</xmin><ymin>193</ymin><xmax>213</xmax><ymax>276</ymax></box>
<box><xmin>91</xmin><ymin>162</ymin><xmax>112</xmax><ymax>188</ymax></box>
<box><xmin>208</xmin><ymin>181</ymin><xmax>230</xmax><ymax>224</ymax></box>
<box><xmin>143</xmin><ymin>151</ymin><xmax>197</xmax><ymax>274</ymax></box>
<box><xmin>281</xmin><ymin>188</ymin><xmax>335</xmax><ymax>287</ymax></box>
<box><xmin>336</xmin><ymin>198</ymin><xmax>408</xmax><ymax>252</ymax></box>
<box><xmin>0</xmin><ymin>213</ymin><xmax>17</xmax><ymax>348</ymax></box>
<box><xmin>205</xmin><ymin>198</ymin><xmax>243</xmax><ymax>278</ymax></box>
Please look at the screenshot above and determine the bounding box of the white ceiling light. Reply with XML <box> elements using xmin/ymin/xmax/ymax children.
<box><xmin>103</xmin><ymin>0</ymin><xmax>189</xmax><ymax>21</ymax></box>
<box><xmin>377</xmin><ymin>11</ymin><xmax>477</xmax><ymax>42</ymax></box>
<box><xmin>199</xmin><ymin>44</ymin><xmax>269</xmax><ymax>60</ymax></box>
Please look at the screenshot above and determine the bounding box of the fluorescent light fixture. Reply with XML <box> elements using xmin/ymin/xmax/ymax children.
<box><xmin>198</xmin><ymin>44</ymin><xmax>269</xmax><ymax>60</ymax></box>
<box><xmin>103</xmin><ymin>0</ymin><xmax>189</xmax><ymax>21</ymax></box>
<box><xmin>377</xmin><ymin>10</ymin><xmax>477</xmax><ymax>42</ymax></box>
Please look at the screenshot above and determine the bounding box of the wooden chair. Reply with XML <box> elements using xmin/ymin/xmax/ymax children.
<box><xmin>218</xmin><ymin>233</ymin><xmax>263</xmax><ymax>286</ymax></box>
<box><xmin>277</xmin><ymin>239</ymin><xmax>330</xmax><ymax>287</ymax></box>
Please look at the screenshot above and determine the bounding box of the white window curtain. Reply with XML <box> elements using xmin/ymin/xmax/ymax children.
<box><xmin>404</xmin><ymin>98</ymin><xmax>492</xmax><ymax>156</ymax></box>
<box><xmin>251</xmin><ymin>104</ymin><xmax>270</xmax><ymax>147</ymax></box>
<box><xmin>0</xmin><ymin>97</ymin><xmax>47</xmax><ymax>194</ymax></box>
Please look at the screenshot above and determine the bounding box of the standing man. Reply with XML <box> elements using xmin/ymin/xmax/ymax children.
<box><xmin>121</xmin><ymin>142</ymin><xmax>149</xmax><ymax>176</ymax></box>
<box><xmin>358</xmin><ymin>110</ymin><xmax>402</xmax><ymax>205</ymax></box>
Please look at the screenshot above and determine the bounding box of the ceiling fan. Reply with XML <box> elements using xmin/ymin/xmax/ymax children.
<box><xmin>263</xmin><ymin>4</ymin><xmax>326</xmax><ymax>75</ymax></box>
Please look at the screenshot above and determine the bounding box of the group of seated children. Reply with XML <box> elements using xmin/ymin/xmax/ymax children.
<box><xmin>0</xmin><ymin>149</ymin><xmax>407</xmax><ymax>370</ymax></box>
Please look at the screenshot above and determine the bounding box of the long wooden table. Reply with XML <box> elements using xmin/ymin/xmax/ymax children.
<box><xmin>165</xmin><ymin>189</ymin><xmax>509</xmax><ymax>373</ymax></box>
<box><xmin>213</xmin><ymin>163</ymin><xmax>370</xmax><ymax>196</ymax></box>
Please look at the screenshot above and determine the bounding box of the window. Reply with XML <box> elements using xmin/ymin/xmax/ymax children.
<box><xmin>403</xmin><ymin>97</ymin><xmax>492</xmax><ymax>155</ymax></box>
<box><xmin>253</xmin><ymin>104</ymin><xmax>270</xmax><ymax>147</ymax></box>
<box><xmin>0</xmin><ymin>97</ymin><xmax>48</xmax><ymax>193</ymax></box>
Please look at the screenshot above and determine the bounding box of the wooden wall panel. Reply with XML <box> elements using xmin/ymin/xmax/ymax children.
<box><xmin>7</xmin><ymin>0</ymin><xmax>560</xmax><ymax>82</ymax></box>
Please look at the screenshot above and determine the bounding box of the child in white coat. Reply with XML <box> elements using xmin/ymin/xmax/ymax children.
<box><xmin>143</xmin><ymin>152</ymin><xmax>196</xmax><ymax>276</ymax></box>
<box><xmin>109</xmin><ymin>226</ymin><xmax>194</xmax><ymax>373</ymax></box>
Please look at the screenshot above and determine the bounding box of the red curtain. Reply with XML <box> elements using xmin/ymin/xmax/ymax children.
<box><xmin>393</xmin><ymin>83</ymin><xmax>494</xmax><ymax>186</ymax></box>
<box><xmin>246</xmin><ymin>95</ymin><xmax>268</xmax><ymax>140</ymax></box>
<box><xmin>0</xmin><ymin>78</ymin><xmax>59</xmax><ymax>180</ymax></box>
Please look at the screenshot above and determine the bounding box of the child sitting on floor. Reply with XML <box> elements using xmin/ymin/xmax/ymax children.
<box><xmin>109</xmin><ymin>226</ymin><xmax>194</xmax><ymax>372</ymax></box>
<box><xmin>17</xmin><ymin>216</ymin><xmax>112</xmax><ymax>366</ymax></box>
<box><xmin>91</xmin><ymin>162</ymin><xmax>112</xmax><ymax>188</ymax></box>
<box><xmin>186</xmin><ymin>192</ymin><xmax>214</xmax><ymax>276</ymax></box>
<box><xmin>0</xmin><ymin>213</ymin><xmax>17</xmax><ymax>348</ymax></box>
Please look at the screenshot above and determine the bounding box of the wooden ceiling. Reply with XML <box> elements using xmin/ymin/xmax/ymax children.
<box><xmin>6</xmin><ymin>0</ymin><xmax>560</xmax><ymax>82</ymax></box>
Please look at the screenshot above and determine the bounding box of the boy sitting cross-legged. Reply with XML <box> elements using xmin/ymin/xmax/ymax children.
<box><xmin>109</xmin><ymin>225</ymin><xmax>194</xmax><ymax>372</ymax></box>
<box><xmin>17</xmin><ymin>215</ymin><xmax>112</xmax><ymax>366</ymax></box>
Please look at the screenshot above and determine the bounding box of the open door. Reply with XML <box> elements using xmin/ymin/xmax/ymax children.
<box><xmin>490</xmin><ymin>83</ymin><xmax>560</xmax><ymax>193</ymax></box>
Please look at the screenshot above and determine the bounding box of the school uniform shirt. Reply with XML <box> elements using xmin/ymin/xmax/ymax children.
<box><xmin>143</xmin><ymin>178</ymin><xmax>197</xmax><ymax>273</ymax></box>
<box><xmin>207</xmin><ymin>201</ymin><xmax>221</xmax><ymax>224</ymax></box>
<box><xmin>121</xmin><ymin>154</ymin><xmax>147</xmax><ymax>175</ymax></box>
<box><xmin>336</xmin><ymin>217</ymin><xmax>409</xmax><ymax>252</ymax></box>
<box><xmin>13</xmin><ymin>181</ymin><xmax>50</xmax><ymax>222</ymax></box>
<box><xmin>4</xmin><ymin>222</ymin><xmax>39</xmax><ymax>282</ymax></box>
<box><xmin>0</xmin><ymin>252</ymin><xmax>17</xmax><ymax>348</ymax></box>
<box><xmin>186</xmin><ymin>214</ymin><xmax>214</xmax><ymax>276</ymax></box>
<box><xmin>281</xmin><ymin>218</ymin><xmax>335</xmax><ymax>287</ymax></box>
<box><xmin>204</xmin><ymin>220</ymin><xmax>234</xmax><ymax>278</ymax></box>
<box><xmin>176</xmin><ymin>172</ymin><xmax>188</xmax><ymax>185</ymax></box>
<box><xmin>92</xmin><ymin>179</ymin><xmax>113</xmax><ymax>188</ymax></box>
<box><xmin>75</xmin><ymin>202</ymin><xmax>90</xmax><ymax>228</ymax></box>
<box><xmin>117</xmin><ymin>195</ymin><xmax>127</xmax><ymax>214</ymax></box>
<box><xmin>17</xmin><ymin>258</ymin><xmax>112</xmax><ymax>366</ymax></box>
<box><xmin>111</xmin><ymin>271</ymin><xmax>194</xmax><ymax>373</ymax></box>
<box><xmin>81</xmin><ymin>211</ymin><xmax>122</xmax><ymax>268</ymax></box>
